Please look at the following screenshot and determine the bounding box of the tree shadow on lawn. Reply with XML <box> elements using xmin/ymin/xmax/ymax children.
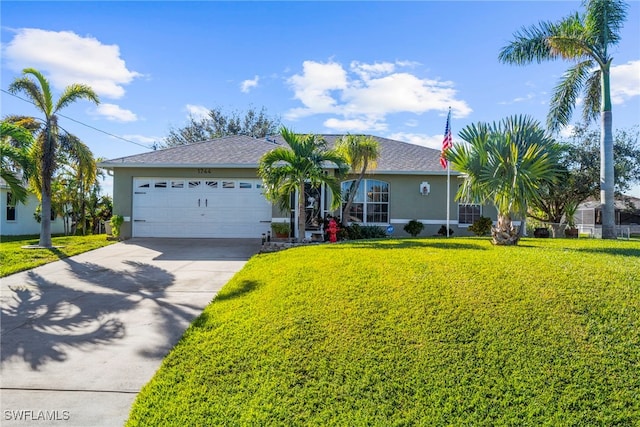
<box><xmin>327</xmin><ymin>239</ymin><xmax>489</xmax><ymax>251</ymax></box>
<box><xmin>573</xmin><ymin>246</ymin><xmax>640</xmax><ymax>257</ymax></box>
<box><xmin>214</xmin><ymin>280</ymin><xmax>262</xmax><ymax>302</ymax></box>
<box><xmin>1</xmin><ymin>258</ymin><xmax>203</xmax><ymax>369</ymax></box>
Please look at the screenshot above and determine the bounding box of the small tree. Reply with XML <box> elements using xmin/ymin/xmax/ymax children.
<box><xmin>446</xmin><ymin>115</ymin><xmax>560</xmax><ymax>245</ymax></box>
<box><xmin>335</xmin><ymin>135</ymin><xmax>380</xmax><ymax>226</ymax></box>
<box><xmin>258</xmin><ymin>128</ymin><xmax>349</xmax><ymax>239</ymax></box>
<box><xmin>404</xmin><ymin>220</ymin><xmax>424</xmax><ymax>237</ymax></box>
<box><xmin>468</xmin><ymin>217</ymin><xmax>493</xmax><ymax>236</ymax></box>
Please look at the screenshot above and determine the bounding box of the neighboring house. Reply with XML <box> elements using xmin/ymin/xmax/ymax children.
<box><xmin>0</xmin><ymin>179</ymin><xmax>65</xmax><ymax>236</ymax></box>
<box><xmin>98</xmin><ymin>134</ymin><xmax>497</xmax><ymax>240</ymax></box>
<box><xmin>575</xmin><ymin>196</ymin><xmax>640</xmax><ymax>234</ymax></box>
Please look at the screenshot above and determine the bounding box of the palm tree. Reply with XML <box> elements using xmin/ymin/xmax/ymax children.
<box><xmin>446</xmin><ymin>115</ymin><xmax>560</xmax><ymax>245</ymax></box>
<box><xmin>8</xmin><ymin>68</ymin><xmax>99</xmax><ymax>247</ymax></box>
<box><xmin>259</xmin><ymin>128</ymin><xmax>349</xmax><ymax>240</ymax></box>
<box><xmin>498</xmin><ymin>0</ymin><xmax>628</xmax><ymax>239</ymax></box>
<box><xmin>335</xmin><ymin>134</ymin><xmax>380</xmax><ymax>227</ymax></box>
<box><xmin>1</xmin><ymin>121</ymin><xmax>35</xmax><ymax>204</ymax></box>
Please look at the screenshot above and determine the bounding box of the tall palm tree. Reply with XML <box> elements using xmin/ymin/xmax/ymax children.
<box><xmin>335</xmin><ymin>134</ymin><xmax>380</xmax><ymax>227</ymax></box>
<box><xmin>498</xmin><ymin>0</ymin><xmax>628</xmax><ymax>239</ymax></box>
<box><xmin>1</xmin><ymin>121</ymin><xmax>35</xmax><ymax>203</ymax></box>
<box><xmin>446</xmin><ymin>115</ymin><xmax>560</xmax><ymax>245</ymax></box>
<box><xmin>8</xmin><ymin>68</ymin><xmax>99</xmax><ymax>247</ymax></box>
<box><xmin>259</xmin><ymin>127</ymin><xmax>349</xmax><ymax>240</ymax></box>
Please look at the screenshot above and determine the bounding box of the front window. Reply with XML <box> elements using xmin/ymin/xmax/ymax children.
<box><xmin>458</xmin><ymin>204</ymin><xmax>481</xmax><ymax>225</ymax></box>
<box><xmin>341</xmin><ymin>179</ymin><xmax>389</xmax><ymax>224</ymax></box>
<box><xmin>6</xmin><ymin>192</ymin><xmax>16</xmax><ymax>221</ymax></box>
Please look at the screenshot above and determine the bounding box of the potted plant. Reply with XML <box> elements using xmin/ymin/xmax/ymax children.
<box><xmin>110</xmin><ymin>215</ymin><xmax>124</xmax><ymax>240</ymax></box>
<box><xmin>271</xmin><ymin>222</ymin><xmax>290</xmax><ymax>238</ymax></box>
<box><xmin>564</xmin><ymin>202</ymin><xmax>579</xmax><ymax>238</ymax></box>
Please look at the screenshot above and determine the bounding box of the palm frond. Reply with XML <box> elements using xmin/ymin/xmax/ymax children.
<box><xmin>584</xmin><ymin>0</ymin><xmax>628</xmax><ymax>48</ymax></box>
<box><xmin>582</xmin><ymin>69</ymin><xmax>601</xmax><ymax>123</ymax></box>
<box><xmin>55</xmin><ymin>83</ymin><xmax>100</xmax><ymax>112</ymax></box>
<box><xmin>547</xmin><ymin>60</ymin><xmax>593</xmax><ymax>132</ymax></box>
<box><xmin>498</xmin><ymin>21</ymin><xmax>558</xmax><ymax>65</ymax></box>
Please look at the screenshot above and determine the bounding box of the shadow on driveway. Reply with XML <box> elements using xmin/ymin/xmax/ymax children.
<box><xmin>2</xmin><ymin>256</ymin><xmax>203</xmax><ymax>370</ymax></box>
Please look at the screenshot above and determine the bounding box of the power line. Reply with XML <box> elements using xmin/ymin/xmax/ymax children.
<box><xmin>1</xmin><ymin>88</ymin><xmax>156</xmax><ymax>150</ymax></box>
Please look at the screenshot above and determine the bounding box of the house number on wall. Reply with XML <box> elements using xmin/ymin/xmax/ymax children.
<box><xmin>197</xmin><ymin>168</ymin><xmax>212</xmax><ymax>174</ymax></box>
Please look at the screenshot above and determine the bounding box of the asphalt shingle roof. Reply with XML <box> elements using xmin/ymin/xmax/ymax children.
<box><xmin>99</xmin><ymin>134</ymin><xmax>447</xmax><ymax>173</ymax></box>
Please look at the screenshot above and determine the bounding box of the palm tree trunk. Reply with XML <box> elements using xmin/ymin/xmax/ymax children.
<box><xmin>600</xmin><ymin>96</ymin><xmax>616</xmax><ymax>238</ymax></box>
<box><xmin>39</xmin><ymin>182</ymin><xmax>53</xmax><ymax>247</ymax></box>
<box><xmin>492</xmin><ymin>213</ymin><xmax>520</xmax><ymax>245</ymax></box>
<box><xmin>298</xmin><ymin>181</ymin><xmax>306</xmax><ymax>241</ymax></box>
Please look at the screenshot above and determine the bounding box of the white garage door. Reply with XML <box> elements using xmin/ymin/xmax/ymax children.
<box><xmin>132</xmin><ymin>178</ymin><xmax>272</xmax><ymax>238</ymax></box>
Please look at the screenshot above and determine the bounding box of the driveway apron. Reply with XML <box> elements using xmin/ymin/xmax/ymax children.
<box><xmin>1</xmin><ymin>238</ymin><xmax>259</xmax><ymax>426</ymax></box>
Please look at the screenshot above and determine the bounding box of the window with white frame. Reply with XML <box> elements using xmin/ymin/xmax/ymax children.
<box><xmin>6</xmin><ymin>192</ymin><xmax>16</xmax><ymax>221</ymax></box>
<box><xmin>458</xmin><ymin>203</ymin><xmax>481</xmax><ymax>225</ymax></box>
<box><xmin>341</xmin><ymin>179</ymin><xmax>389</xmax><ymax>224</ymax></box>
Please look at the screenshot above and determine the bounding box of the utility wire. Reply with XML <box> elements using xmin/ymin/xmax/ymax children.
<box><xmin>1</xmin><ymin>88</ymin><xmax>156</xmax><ymax>150</ymax></box>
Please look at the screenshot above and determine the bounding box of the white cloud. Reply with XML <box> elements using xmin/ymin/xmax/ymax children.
<box><xmin>611</xmin><ymin>60</ymin><xmax>640</xmax><ymax>104</ymax></box>
<box><xmin>185</xmin><ymin>104</ymin><xmax>210</xmax><ymax>120</ymax></box>
<box><xmin>4</xmin><ymin>28</ymin><xmax>141</xmax><ymax>99</ymax></box>
<box><xmin>558</xmin><ymin>125</ymin><xmax>576</xmax><ymax>139</ymax></box>
<box><xmin>95</xmin><ymin>103</ymin><xmax>137</xmax><ymax>122</ymax></box>
<box><xmin>499</xmin><ymin>93</ymin><xmax>536</xmax><ymax>105</ymax></box>
<box><xmin>324</xmin><ymin>117</ymin><xmax>387</xmax><ymax>133</ymax></box>
<box><xmin>287</xmin><ymin>61</ymin><xmax>348</xmax><ymax>117</ymax></box>
<box><xmin>121</xmin><ymin>134</ymin><xmax>160</xmax><ymax>144</ymax></box>
<box><xmin>386</xmin><ymin>132</ymin><xmax>446</xmax><ymax>150</ymax></box>
<box><xmin>285</xmin><ymin>59</ymin><xmax>472</xmax><ymax>133</ymax></box>
<box><xmin>240</xmin><ymin>75</ymin><xmax>259</xmax><ymax>93</ymax></box>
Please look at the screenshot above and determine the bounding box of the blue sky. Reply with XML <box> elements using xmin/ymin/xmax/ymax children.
<box><xmin>2</xmin><ymin>1</ymin><xmax>639</xmax><ymax>197</ymax></box>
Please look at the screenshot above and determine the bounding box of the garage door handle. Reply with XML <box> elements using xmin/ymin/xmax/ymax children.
<box><xmin>205</xmin><ymin>199</ymin><xmax>208</xmax><ymax>207</ymax></box>
<box><xmin>134</xmin><ymin>219</ymin><xmax>146</xmax><ymax>222</ymax></box>
<box><xmin>198</xmin><ymin>199</ymin><xmax>201</xmax><ymax>207</ymax></box>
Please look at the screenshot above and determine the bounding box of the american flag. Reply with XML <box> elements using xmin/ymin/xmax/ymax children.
<box><xmin>439</xmin><ymin>108</ymin><xmax>452</xmax><ymax>169</ymax></box>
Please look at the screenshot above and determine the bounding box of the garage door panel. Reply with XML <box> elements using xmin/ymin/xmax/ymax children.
<box><xmin>132</xmin><ymin>177</ymin><xmax>271</xmax><ymax>238</ymax></box>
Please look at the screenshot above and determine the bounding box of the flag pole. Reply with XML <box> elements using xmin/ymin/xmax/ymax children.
<box><xmin>440</xmin><ymin>107</ymin><xmax>452</xmax><ymax>238</ymax></box>
<box><xmin>446</xmin><ymin>153</ymin><xmax>450</xmax><ymax>238</ymax></box>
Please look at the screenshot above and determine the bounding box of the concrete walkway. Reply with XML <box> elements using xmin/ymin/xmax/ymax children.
<box><xmin>0</xmin><ymin>238</ymin><xmax>260</xmax><ymax>426</ymax></box>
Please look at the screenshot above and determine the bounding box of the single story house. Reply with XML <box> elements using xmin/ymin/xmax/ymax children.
<box><xmin>1</xmin><ymin>179</ymin><xmax>65</xmax><ymax>236</ymax></box>
<box><xmin>575</xmin><ymin>196</ymin><xmax>640</xmax><ymax>235</ymax></box>
<box><xmin>98</xmin><ymin>134</ymin><xmax>497</xmax><ymax>240</ymax></box>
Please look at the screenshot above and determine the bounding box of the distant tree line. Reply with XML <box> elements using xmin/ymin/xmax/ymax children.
<box><xmin>162</xmin><ymin>106</ymin><xmax>280</xmax><ymax>148</ymax></box>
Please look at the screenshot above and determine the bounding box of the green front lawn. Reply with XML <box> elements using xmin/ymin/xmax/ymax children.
<box><xmin>0</xmin><ymin>234</ymin><xmax>116</xmax><ymax>277</ymax></box>
<box><xmin>128</xmin><ymin>237</ymin><xmax>640</xmax><ymax>426</ymax></box>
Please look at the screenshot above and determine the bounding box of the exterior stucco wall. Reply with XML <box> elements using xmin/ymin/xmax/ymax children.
<box><xmin>110</xmin><ymin>166</ymin><xmax>261</xmax><ymax>239</ymax></box>
<box><xmin>337</xmin><ymin>173</ymin><xmax>497</xmax><ymax>237</ymax></box>
<box><xmin>110</xmin><ymin>166</ymin><xmax>499</xmax><ymax>239</ymax></box>
<box><xmin>1</xmin><ymin>189</ymin><xmax>65</xmax><ymax>236</ymax></box>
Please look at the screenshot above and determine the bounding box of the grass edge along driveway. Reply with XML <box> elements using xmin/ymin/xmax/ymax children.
<box><xmin>127</xmin><ymin>237</ymin><xmax>640</xmax><ymax>426</ymax></box>
<box><xmin>0</xmin><ymin>234</ymin><xmax>116</xmax><ymax>277</ymax></box>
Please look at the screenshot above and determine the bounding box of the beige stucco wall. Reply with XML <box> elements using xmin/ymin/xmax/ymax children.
<box><xmin>110</xmin><ymin>167</ymin><xmax>498</xmax><ymax>239</ymax></box>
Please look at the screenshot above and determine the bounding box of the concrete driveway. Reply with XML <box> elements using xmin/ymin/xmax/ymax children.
<box><xmin>0</xmin><ymin>238</ymin><xmax>260</xmax><ymax>426</ymax></box>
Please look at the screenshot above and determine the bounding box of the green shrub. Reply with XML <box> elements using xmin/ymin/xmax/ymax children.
<box><xmin>437</xmin><ymin>225</ymin><xmax>454</xmax><ymax>236</ymax></box>
<box><xmin>343</xmin><ymin>224</ymin><xmax>387</xmax><ymax>240</ymax></box>
<box><xmin>404</xmin><ymin>219</ymin><xmax>424</xmax><ymax>237</ymax></box>
<box><xmin>468</xmin><ymin>216</ymin><xmax>493</xmax><ymax>236</ymax></box>
<box><xmin>110</xmin><ymin>215</ymin><xmax>124</xmax><ymax>237</ymax></box>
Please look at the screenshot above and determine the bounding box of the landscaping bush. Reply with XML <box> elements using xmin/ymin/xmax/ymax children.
<box><xmin>403</xmin><ymin>219</ymin><xmax>424</xmax><ymax>237</ymax></box>
<box><xmin>468</xmin><ymin>216</ymin><xmax>493</xmax><ymax>236</ymax></box>
<box><xmin>437</xmin><ymin>225</ymin><xmax>454</xmax><ymax>236</ymax></box>
<box><xmin>343</xmin><ymin>224</ymin><xmax>387</xmax><ymax>240</ymax></box>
